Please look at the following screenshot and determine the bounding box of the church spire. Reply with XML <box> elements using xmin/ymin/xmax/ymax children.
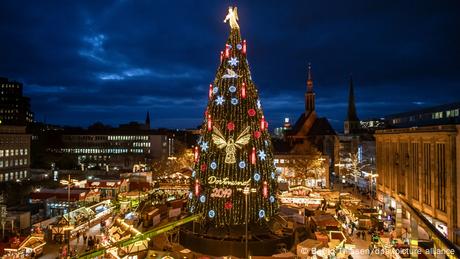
<box><xmin>346</xmin><ymin>76</ymin><xmax>359</xmax><ymax>121</ymax></box>
<box><xmin>145</xmin><ymin>111</ymin><xmax>150</xmax><ymax>129</ymax></box>
<box><xmin>307</xmin><ymin>62</ymin><xmax>313</xmax><ymax>92</ymax></box>
<box><xmin>305</xmin><ymin>62</ymin><xmax>315</xmax><ymax>114</ymax></box>
<box><xmin>344</xmin><ymin>75</ymin><xmax>360</xmax><ymax>134</ymax></box>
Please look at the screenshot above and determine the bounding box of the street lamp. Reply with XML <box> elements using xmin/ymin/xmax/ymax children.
<box><xmin>59</xmin><ymin>175</ymin><xmax>78</xmax><ymax>256</ymax></box>
<box><xmin>60</xmin><ymin>175</ymin><xmax>79</xmax><ymax>214</ymax></box>
<box><xmin>317</xmin><ymin>157</ymin><xmax>326</xmax><ymax>188</ymax></box>
<box><xmin>334</xmin><ymin>162</ymin><xmax>345</xmax><ymax>192</ymax></box>
<box><xmin>368</xmin><ymin>172</ymin><xmax>378</xmax><ymax>208</ymax></box>
<box><xmin>239</xmin><ymin>186</ymin><xmax>256</xmax><ymax>259</ymax></box>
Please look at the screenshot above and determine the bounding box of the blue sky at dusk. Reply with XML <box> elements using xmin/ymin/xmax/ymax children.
<box><xmin>1</xmin><ymin>1</ymin><xmax>459</xmax><ymax>131</ymax></box>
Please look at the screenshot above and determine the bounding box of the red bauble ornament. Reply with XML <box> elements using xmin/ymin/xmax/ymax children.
<box><xmin>225</xmin><ymin>201</ymin><xmax>233</xmax><ymax>209</ymax></box>
<box><xmin>254</xmin><ymin>131</ymin><xmax>261</xmax><ymax>139</ymax></box>
<box><xmin>200</xmin><ymin>163</ymin><xmax>207</xmax><ymax>172</ymax></box>
<box><xmin>248</xmin><ymin>109</ymin><xmax>256</xmax><ymax>117</ymax></box>
<box><xmin>261</xmin><ymin>116</ymin><xmax>266</xmax><ymax>131</ymax></box>
<box><xmin>227</xmin><ymin>121</ymin><xmax>235</xmax><ymax>131</ymax></box>
<box><xmin>242</xmin><ymin>40</ymin><xmax>247</xmax><ymax>55</ymax></box>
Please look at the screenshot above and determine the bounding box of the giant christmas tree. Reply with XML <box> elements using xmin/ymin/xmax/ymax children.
<box><xmin>187</xmin><ymin>7</ymin><xmax>278</xmax><ymax>227</ymax></box>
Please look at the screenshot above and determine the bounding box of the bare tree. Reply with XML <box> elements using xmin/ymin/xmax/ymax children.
<box><xmin>152</xmin><ymin>141</ymin><xmax>194</xmax><ymax>179</ymax></box>
<box><xmin>339</xmin><ymin>152</ymin><xmax>370</xmax><ymax>191</ymax></box>
<box><xmin>281</xmin><ymin>153</ymin><xmax>327</xmax><ymax>187</ymax></box>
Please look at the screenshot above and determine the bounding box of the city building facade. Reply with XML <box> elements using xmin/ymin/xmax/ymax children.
<box><xmin>0</xmin><ymin>77</ymin><xmax>34</xmax><ymax>125</ymax></box>
<box><xmin>375</xmin><ymin>125</ymin><xmax>460</xmax><ymax>245</ymax></box>
<box><xmin>41</xmin><ymin>122</ymin><xmax>173</xmax><ymax>171</ymax></box>
<box><xmin>0</xmin><ymin>125</ymin><xmax>30</xmax><ymax>182</ymax></box>
<box><xmin>385</xmin><ymin>102</ymin><xmax>460</xmax><ymax>128</ymax></box>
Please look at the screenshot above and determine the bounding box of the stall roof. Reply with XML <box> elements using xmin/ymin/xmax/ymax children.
<box><xmin>311</xmin><ymin>214</ymin><xmax>340</xmax><ymax>227</ymax></box>
<box><xmin>30</xmin><ymin>188</ymin><xmax>96</xmax><ymax>201</ymax></box>
<box><xmin>86</xmin><ymin>179</ymin><xmax>126</xmax><ymax>188</ymax></box>
<box><xmin>297</xmin><ymin>239</ymin><xmax>323</xmax><ymax>249</ymax></box>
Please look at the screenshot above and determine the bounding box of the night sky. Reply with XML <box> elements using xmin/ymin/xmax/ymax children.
<box><xmin>1</xmin><ymin>1</ymin><xmax>459</xmax><ymax>131</ymax></box>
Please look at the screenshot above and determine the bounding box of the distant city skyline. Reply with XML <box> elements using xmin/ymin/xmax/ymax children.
<box><xmin>1</xmin><ymin>1</ymin><xmax>459</xmax><ymax>130</ymax></box>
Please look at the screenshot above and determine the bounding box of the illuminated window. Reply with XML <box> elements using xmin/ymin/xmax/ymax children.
<box><xmin>0</xmin><ymin>150</ymin><xmax>3</xmax><ymax>157</ymax></box>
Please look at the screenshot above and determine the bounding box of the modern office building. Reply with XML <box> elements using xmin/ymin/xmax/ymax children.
<box><xmin>385</xmin><ymin>102</ymin><xmax>460</xmax><ymax>128</ymax></box>
<box><xmin>0</xmin><ymin>125</ymin><xmax>31</xmax><ymax>182</ymax></box>
<box><xmin>0</xmin><ymin>77</ymin><xmax>34</xmax><ymax>125</ymax></box>
<box><xmin>360</xmin><ymin>118</ymin><xmax>386</xmax><ymax>132</ymax></box>
<box><xmin>375</xmin><ymin>124</ymin><xmax>460</xmax><ymax>245</ymax></box>
<box><xmin>45</xmin><ymin>122</ymin><xmax>173</xmax><ymax>170</ymax></box>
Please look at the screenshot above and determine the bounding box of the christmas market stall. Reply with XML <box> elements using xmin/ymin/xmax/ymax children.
<box><xmin>2</xmin><ymin>234</ymin><xmax>46</xmax><ymax>258</ymax></box>
<box><xmin>102</xmin><ymin>218</ymin><xmax>148</xmax><ymax>258</ymax></box>
<box><xmin>309</xmin><ymin>213</ymin><xmax>341</xmax><ymax>232</ymax></box>
<box><xmin>296</xmin><ymin>239</ymin><xmax>323</xmax><ymax>258</ymax></box>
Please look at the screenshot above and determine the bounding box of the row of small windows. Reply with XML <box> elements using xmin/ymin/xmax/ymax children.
<box><xmin>62</xmin><ymin>148</ymin><xmax>147</xmax><ymax>154</ymax></box>
<box><xmin>108</xmin><ymin>136</ymin><xmax>149</xmax><ymax>141</ymax></box>
<box><xmin>1</xmin><ymin>84</ymin><xmax>20</xmax><ymax>89</ymax></box>
<box><xmin>132</xmin><ymin>142</ymin><xmax>150</xmax><ymax>147</ymax></box>
<box><xmin>432</xmin><ymin>109</ymin><xmax>459</xmax><ymax>119</ymax></box>
<box><xmin>392</xmin><ymin>108</ymin><xmax>460</xmax><ymax>124</ymax></box>
<box><xmin>63</xmin><ymin>135</ymin><xmax>150</xmax><ymax>141</ymax></box>
<box><xmin>0</xmin><ymin>109</ymin><xmax>19</xmax><ymax>113</ymax></box>
<box><xmin>0</xmin><ymin>170</ymin><xmax>28</xmax><ymax>182</ymax></box>
<box><xmin>0</xmin><ymin>149</ymin><xmax>28</xmax><ymax>157</ymax></box>
<box><xmin>0</xmin><ymin>158</ymin><xmax>28</xmax><ymax>168</ymax></box>
<box><xmin>78</xmin><ymin>155</ymin><xmax>110</xmax><ymax>160</ymax></box>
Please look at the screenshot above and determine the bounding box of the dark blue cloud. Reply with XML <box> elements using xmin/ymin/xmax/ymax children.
<box><xmin>0</xmin><ymin>0</ymin><xmax>459</xmax><ymax>130</ymax></box>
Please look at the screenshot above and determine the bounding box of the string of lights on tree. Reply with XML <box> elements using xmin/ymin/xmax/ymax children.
<box><xmin>187</xmin><ymin>7</ymin><xmax>279</xmax><ymax>227</ymax></box>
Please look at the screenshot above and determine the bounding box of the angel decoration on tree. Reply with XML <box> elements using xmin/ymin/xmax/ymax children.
<box><xmin>212</xmin><ymin>126</ymin><xmax>250</xmax><ymax>163</ymax></box>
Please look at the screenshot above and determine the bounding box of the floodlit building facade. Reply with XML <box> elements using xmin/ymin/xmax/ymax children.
<box><xmin>375</xmin><ymin>124</ymin><xmax>460</xmax><ymax>245</ymax></box>
<box><xmin>0</xmin><ymin>125</ymin><xmax>30</xmax><ymax>182</ymax></box>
